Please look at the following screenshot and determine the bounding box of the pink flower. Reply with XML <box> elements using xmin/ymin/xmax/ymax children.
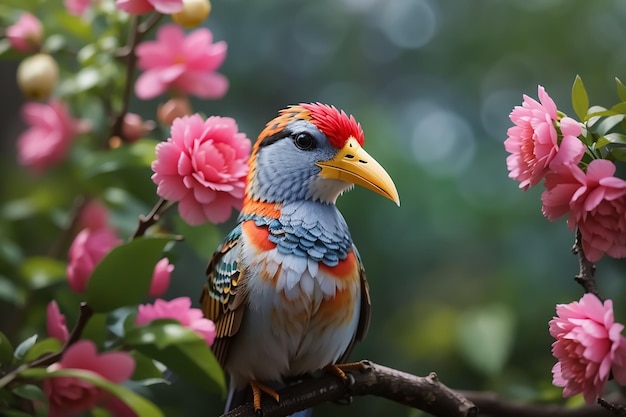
<box><xmin>116</xmin><ymin>0</ymin><xmax>183</xmax><ymax>14</ymax></box>
<box><xmin>549</xmin><ymin>293</ymin><xmax>626</xmax><ymax>404</ymax></box>
<box><xmin>136</xmin><ymin>297</ymin><xmax>216</xmax><ymax>346</ymax></box>
<box><xmin>17</xmin><ymin>100</ymin><xmax>90</xmax><ymax>173</ymax></box>
<box><xmin>151</xmin><ymin>114</ymin><xmax>251</xmax><ymax>225</ymax></box>
<box><xmin>78</xmin><ymin>200</ymin><xmax>110</xmax><ymax>231</ymax></box>
<box><xmin>6</xmin><ymin>13</ymin><xmax>42</xmax><ymax>52</ymax></box>
<box><xmin>542</xmin><ymin>159</ymin><xmax>626</xmax><ymax>262</ymax></box>
<box><xmin>46</xmin><ymin>301</ymin><xmax>69</xmax><ymax>344</ymax></box>
<box><xmin>135</xmin><ymin>24</ymin><xmax>228</xmax><ymax>100</ymax></box>
<box><xmin>67</xmin><ymin>227</ymin><xmax>122</xmax><ymax>293</ymax></box>
<box><xmin>44</xmin><ymin>340</ymin><xmax>134</xmax><ymax>417</ymax></box>
<box><xmin>149</xmin><ymin>258</ymin><xmax>174</xmax><ymax>297</ymax></box>
<box><xmin>504</xmin><ymin>85</ymin><xmax>585</xmax><ymax>189</ymax></box>
<box><xmin>65</xmin><ymin>0</ymin><xmax>91</xmax><ymax>15</ymax></box>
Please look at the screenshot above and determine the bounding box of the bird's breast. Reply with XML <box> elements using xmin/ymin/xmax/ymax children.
<box><xmin>229</xmin><ymin>216</ymin><xmax>361</xmax><ymax>382</ymax></box>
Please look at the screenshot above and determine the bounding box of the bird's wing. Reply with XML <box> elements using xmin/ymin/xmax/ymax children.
<box><xmin>337</xmin><ymin>244</ymin><xmax>371</xmax><ymax>364</ymax></box>
<box><xmin>200</xmin><ymin>225</ymin><xmax>247</xmax><ymax>368</ymax></box>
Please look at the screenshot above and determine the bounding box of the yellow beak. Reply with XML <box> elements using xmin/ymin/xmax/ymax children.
<box><xmin>316</xmin><ymin>137</ymin><xmax>400</xmax><ymax>206</ymax></box>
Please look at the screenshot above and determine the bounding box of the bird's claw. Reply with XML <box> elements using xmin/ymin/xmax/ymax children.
<box><xmin>250</xmin><ymin>380</ymin><xmax>280</xmax><ymax>415</ymax></box>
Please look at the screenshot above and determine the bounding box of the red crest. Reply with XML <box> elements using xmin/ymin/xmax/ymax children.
<box><xmin>300</xmin><ymin>103</ymin><xmax>364</xmax><ymax>148</ymax></box>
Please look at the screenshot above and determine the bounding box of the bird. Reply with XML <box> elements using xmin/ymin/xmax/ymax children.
<box><xmin>200</xmin><ymin>102</ymin><xmax>399</xmax><ymax>414</ymax></box>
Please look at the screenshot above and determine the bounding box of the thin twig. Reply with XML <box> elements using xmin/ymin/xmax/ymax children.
<box><xmin>572</xmin><ymin>228</ymin><xmax>599</xmax><ymax>297</ymax></box>
<box><xmin>460</xmin><ymin>390</ymin><xmax>620</xmax><ymax>417</ymax></box>
<box><xmin>31</xmin><ymin>302</ymin><xmax>94</xmax><ymax>368</ymax></box>
<box><xmin>0</xmin><ymin>303</ymin><xmax>94</xmax><ymax>389</ymax></box>
<box><xmin>110</xmin><ymin>12</ymin><xmax>162</xmax><ymax>141</ymax></box>
<box><xmin>598</xmin><ymin>397</ymin><xmax>626</xmax><ymax>416</ymax></box>
<box><xmin>132</xmin><ymin>198</ymin><xmax>169</xmax><ymax>239</ymax></box>
<box><xmin>222</xmin><ymin>360</ymin><xmax>477</xmax><ymax>417</ymax></box>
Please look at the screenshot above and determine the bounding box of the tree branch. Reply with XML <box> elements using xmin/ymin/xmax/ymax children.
<box><xmin>221</xmin><ymin>360</ymin><xmax>477</xmax><ymax>417</ymax></box>
<box><xmin>460</xmin><ymin>390</ymin><xmax>621</xmax><ymax>417</ymax></box>
<box><xmin>572</xmin><ymin>228</ymin><xmax>599</xmax><ymax>297</ymax></box>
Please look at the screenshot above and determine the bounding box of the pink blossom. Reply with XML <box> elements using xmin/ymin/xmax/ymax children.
<box><xmin>44</xmin><ymin>340</ymin><xmax>134</xmax><ymax>417</ymax></box>
<box><xmin>116</xmin><ymin>0</ymin><xmax>183</xmax><ymax>14</ymax></box>
<box><xmin>136</xmin><ymin>297</ymin><xmax>216</xmax><ymax>346</ymax></box>
<box><xmin>6</xmin><ymin>13</ymin><xmax>42</xmax><ymax>52</ymax></box>
<box><xmin>65</xmin><ymin>0</ymin><xmax>91</xmax><ymax>15</ymax></box>
<box><xmin>78</xmin><ymin>200</ymin><xmax>109</xmax><ymax>231</ymax></box>
<box><xmin>46</xmin><ymin>301</ymin><xmax>69</xmax><ymax>344</ymax></box>
<box><xmin>549</xmin><ymin>293</ymin><xmax>626</xmax><ymax>404</ymax></box>
<box><xmin>67</xmin><ymin>227</ymin><xmax>122</xmax><ymax>293</ymax></box>
<box><xmin>151</xmin><ymin>114</ymin><xmax>251</xmax><ymax>225</ymax></box>
<box><xmin>504</xmin><ymin>85</ymin><xmax>585</xmax><ymax>189</ymax></box>
<box><xmin>17</xmin><ymin>100</ymin><xmax>90</xmax><ymax>173</ymax></box>
<box><xmin>542</xmin><ymin>159</ymin><xmax>626</xmax><ymax>262</ymax></box>
<box><xmin>135</xmin><ymin>24</ymin><xmax>228</xmax><ymax>99</ymax></box>
<box><xmin>149</xmin><ymin>258</ymin><xmax>174</xmax><ymax>297</ymax></box>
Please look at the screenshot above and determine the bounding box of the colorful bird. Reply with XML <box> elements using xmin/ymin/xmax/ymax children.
<box><xmin>200</xmin><ymin>103</ymin><xmax>399</xmax><ymax>414</ymax></box>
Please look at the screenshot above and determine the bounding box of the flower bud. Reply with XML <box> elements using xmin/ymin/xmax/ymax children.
<box><xmin>157</xmin><ymin>97</ymin><xmax>193</xmax><ymax>126</ymax></box>
<box><xmin>17</xmin><ymin>54</ymin><xmax>59</xmax><ymax>99</ymax></box>
<box><xmin>121</xmin><ymin>112</ymin><xmax>155</xmax><ymax>142</ymax></box>
<box><xmin>171</xmin><ymin>0</ymin><xmax>211</xmax><ymax>29</ymax></box>
<box><xmin>7</xmin><ymin>13</ymin><xmax>43</xmax><ymax>53</ymax></box>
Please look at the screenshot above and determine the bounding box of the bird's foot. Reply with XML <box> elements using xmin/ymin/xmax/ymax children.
<box><xmin>250</xmin><ymin>380</ymin><xmax>280</xmax><ymax>415</ymax></box>
<box><xmin>324</xmin><ymin>362</ymin><xmax>367</xmax><ymax>406</ymax></box>
<box><xmin>323</xmin><ymin>361</ymin><xmax>365</xmax><ymax>383</ymax></box>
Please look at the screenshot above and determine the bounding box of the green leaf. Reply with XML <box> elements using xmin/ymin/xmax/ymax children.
<box><xmin>42</xmin><ymin>34</ymin><xmax>66</xmax><ymax>54</ymax></box>
<box><xmin>0</xmin><ymin>331</ymin><xmax>14</xmax><ymax>365</ymax></box>
<box><xmin>14</xmin><ymin>335</ymin><xmax>38</xmax><ymax>361</ymax></box>
<box><xmin>85</xmin><ymin>237</ymin><xmax>175</xmax><ymax>313</ymax></box>
<box><xmin>82</xmin><ymin>139</ymin><xmax>159</xmax><ymax>179</ymax></box>
<box><xmin>610</xmin><ymin>148</ymin><xmax>626</xmax><ymax>162</ymax></box>
<box><xmin>0</xmin><ymin>276</ymin><xmax>25</xmax><ymax>306</ymax></box>
<box><xmin>616</xmin><ymin>77</ymin><xmax>626</xmax><ymax>102</ymax></box>
<box><xmin>125</xmin><ymin>321</ymin><xmax>225</xmax><ymax>394</ymax></box>
<box><xmin>20</xmin><ymin>368</ymin><xmax>163</xmax><ymax>417</ymax></box>
<box><xmin>22</xmin><ymin>338</ymin><xmax>62</xmax><ymax>363</ymax></box>
<box><xmin>602</xmin><ymin>132</ymin><xmax>626</xmax><ymax>145</ymax></box>
<box><xmin>609</xmin><ymin>102</ymin><xmax>626</xmax><ymax>115</ymax></box>
<box><xmin>81</xmin><ymin>313</ymin><xmax>108</xmax><ymax>348</ymax></box>
<box><xmin>20</xmin><ymin>257</ymin><xmax>67</xmax><ymax>290</ymax></box>
<box><xmin>125</xmin><ymin>320</ymin><xmax>204</xmax><ymax>349</ymax></box>
<box><xmin>457</xmin><ymin>305</ymin><xmax>515</xmax><ymax>376</ymax></box>
<box><xmin>129</xmin><ymin>351</ymin><xmax>165</xmax><ymax>381</ymax></box>
<box><xmin>74</xmin><ymin>67</ymin><xmax>102</xmax><ymax>92</ymax></box>
<box><xmin>594</xmin><ymin>114</ymin><xmax>625</xmax><ymax>136</ymax></box>
<box><xmin>596</xmin><ymin>136</ymin><xmax>611</xmax><ymax>149</ymax></box>
<box><xmin>174</xmin><ymin>217</ymin><xmax>221</xmax><ymax>258</ymax></box>
<box><xmin>12</xmin><ymin>384</ymin><xmax>46</xmax><ymax>402</ymax></box>
<box><xmin>572</xmin><ymin>75</ymin><xmax>589</xmax><ymax>121</ymax></box>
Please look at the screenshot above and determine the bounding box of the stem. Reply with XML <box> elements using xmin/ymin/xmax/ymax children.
<box><xmin>0</xmin><ymin>303</ymin><xmax>94</xmax><ymax>389</ymax></box>
<box><xmin>598</xmin><ymin>397</ymin><xmax>626</xmax><ymax>416</ymax></box>
<box><xmin>572</xmin><ymin>228</ymin><xmax>599</xmax><ymax>297</ymax></box>
<box><xmin>109</xmin><ymin>12</ymin><xmax>162</xmax><ymax>141</ymax></box>
<box><xmin>132</xmin><ymin>198</ymin><xmax>169</xmax><ymax>240</ymax></box>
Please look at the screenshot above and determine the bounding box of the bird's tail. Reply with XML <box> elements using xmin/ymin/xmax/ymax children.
<box><xmin>225</xmin><ymin>380</ymin><xmax>313</xmax><ymax>417</ymax></box>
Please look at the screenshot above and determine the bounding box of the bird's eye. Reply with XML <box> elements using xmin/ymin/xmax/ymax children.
<box><xmin>294</xmin><ymin>132</ymin><xmax>315</xmax><ymax>151</ymax></box>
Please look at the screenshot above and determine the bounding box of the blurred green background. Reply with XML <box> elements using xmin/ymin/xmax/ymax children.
<box><xmin>2</xmin><ymin>0</ymin><xmax>626</xmax><ymax>415</ymax></box>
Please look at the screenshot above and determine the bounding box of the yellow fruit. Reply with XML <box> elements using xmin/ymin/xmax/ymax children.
<box><xmin>172</xmin><ymin>0</ymin><xmax>211</xmax><ymax>29</ymax></box>
<box><xmin>16</xmin><ymin>53</ymin><xmax>59</xmax><ymax>99</ymax></box>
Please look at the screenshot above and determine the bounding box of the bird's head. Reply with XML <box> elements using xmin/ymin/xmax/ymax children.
<box><xmin>243</xmin><ymin>103</ymin><xmax>399</xmax><ymax>208</ymax></box>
